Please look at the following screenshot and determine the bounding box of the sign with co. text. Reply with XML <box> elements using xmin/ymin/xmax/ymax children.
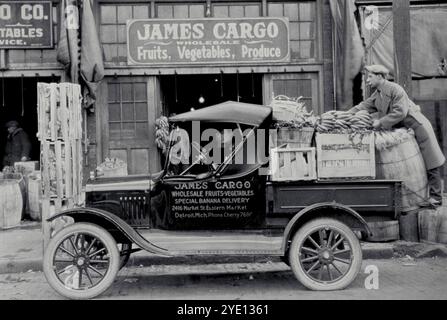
<box><xmin>127</xmin><ymin>18</ymin><xmax>289</xmax><ymax>65</ymax></box>
<box><xmin>0</xmin><ymin>1</ymin><xmax>53</xmax><ymax>48</ymax></box>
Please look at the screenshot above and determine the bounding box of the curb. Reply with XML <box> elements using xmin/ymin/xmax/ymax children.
<box><xmin>0</xmin><ymin>246</ymin><xmax>395</xmax><ymax>275</ymax></box>
<box><xmin>0</xmin><ymin>259</ymin><xmax>42</xmax><ymax>275</ymax></box>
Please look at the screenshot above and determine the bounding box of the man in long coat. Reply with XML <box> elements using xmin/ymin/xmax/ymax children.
<box><xmin>2</xmin><ymin>120</ymin><xmax>31</xmax><ymax>168</ymax></box>
<box><xmin>349</xmin><ymin>65</ymin><xmax>445</xmax><ymax>206</ymax></box>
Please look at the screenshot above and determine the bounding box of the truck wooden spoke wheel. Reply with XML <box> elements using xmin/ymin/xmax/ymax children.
<box><xmin>43</xmin><ymin>223</ymin><xmax>120</xmax><ymax>299</ymax></box>
<box><xmin>289</xmin><ymin>218</ymin><xmax>362</xmax><ymax>291</ymax></box>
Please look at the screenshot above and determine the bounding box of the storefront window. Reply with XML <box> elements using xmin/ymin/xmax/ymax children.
<box><xmin>271</xmin><ymin>73</ymin><xmax>320</xmax><ymax>114</ymax></box>
<box><xmin>267</xmin><ymin>1</ymin><xmax>317</xmax><ymax>60</ymax></box>
<box><xmin>156</xmin><ymin>3</ymin><xmax>205</xmax><ymax>18</ymax></box>
<box><xmin>107</xmin><ymin>81</ymin><xmax>149</xmax><ymax>140</ymax></box>
<box><xmin>212</xmin><ymin>3</ymin><xmax>261</xmax><ymax>17</ymax></box>
<box><xmin>100</xmin><ymin>4</ymin><xmax>151</xmax><ymax>63</ymax></box>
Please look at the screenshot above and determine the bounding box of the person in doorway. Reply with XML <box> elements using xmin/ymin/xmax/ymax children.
<box><xmin>349</xmin><ymin>64</ymin><xmax>445</xmax><ymax>207</ymax></box>
<box><xmin>2</xmin><ymin>120</ymin><xmax>31</xmax><ymax>169</ymax></box>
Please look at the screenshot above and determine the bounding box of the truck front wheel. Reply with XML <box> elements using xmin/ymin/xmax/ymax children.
<box><xmin>289</xmin><ymin>218</ymin><xmax>362</xmax><ymax>291</ymax></box>
<box><xmin>43</xmin><ymin>223</ymin><xmax>120</xmax><ymax>299</ymax></box>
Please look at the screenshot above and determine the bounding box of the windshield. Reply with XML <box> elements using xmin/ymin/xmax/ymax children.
<box><xmin>163</xmin><ymin>122</ymin><xmax>264</xmax><ymax>179</ymax></box>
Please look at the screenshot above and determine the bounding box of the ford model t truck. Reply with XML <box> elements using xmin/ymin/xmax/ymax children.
<box><xmin>43</xmin><ymin>102</ymin><xmax>400</xmax><ymax>299</ymax></box>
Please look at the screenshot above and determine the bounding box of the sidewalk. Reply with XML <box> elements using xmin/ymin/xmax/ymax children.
<box><xmin>1</xmin><ymin>221</ymin><xmax>447</xmax><ymax>274</ymax></box>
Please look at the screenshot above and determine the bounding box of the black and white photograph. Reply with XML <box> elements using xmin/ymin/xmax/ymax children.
<box><xmin>0</xmin><ymin>0</ymin><xmax>446</xmax><ymax>307</ymax></box>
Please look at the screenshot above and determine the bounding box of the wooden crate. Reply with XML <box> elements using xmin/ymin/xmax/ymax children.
<box><xmin>316</xmin><ymin>132</ymin><xmax>375</xmax><ymax>179</ymax></box>
<box><xmin>37</xmin><ymin>83</ymin><xmax>82</xmax><ymax>142</ymax></box>
<box><xmin>269</xmin><ymin>127</ymin><xmax>314</xmax><ymax>149</ymax></box>
<box><xmin>38</xmin><ymin>82</ymin><xmax>83</xmax><ymax>251</ymax></box>
<box><xmin>41</xmin><ymin>140</ymin><xmax>83</xmax><ymax>206</ymax></box>
<box><xmin>41</xmin><ymin>198</ymin><xmax>75</xmax><ymax>249</ymax></box>
<box><xmin>270</xmin><ymin>147</ymin><xmax>316</xmax><ymax>181</ymax></box>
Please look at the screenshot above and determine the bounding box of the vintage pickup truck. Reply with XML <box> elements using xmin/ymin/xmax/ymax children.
<box><xmin>43</xmin><ymin>101</ymin><xmax>401</xmax><ymax>299</ymax></box>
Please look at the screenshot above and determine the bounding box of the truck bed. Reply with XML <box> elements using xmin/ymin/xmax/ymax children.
<box><xmin>266</xmin><ymin>179</ymin><xmax>401</xmax><ymax>220</ymax></box>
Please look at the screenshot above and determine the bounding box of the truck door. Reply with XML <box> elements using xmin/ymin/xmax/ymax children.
<box><xmin>161</xmin><ymin>164</ymin><xmax>265</xmax><ymax>230</ymax></box>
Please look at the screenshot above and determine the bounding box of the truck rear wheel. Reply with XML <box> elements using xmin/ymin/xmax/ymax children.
<box><xmin>289</xmin><ymin>218</ymin><xmax>362</xmax><ymax>291</ymax></box>
<box><xmin>43</xmin><ymin>223</ymin><xmax>120</xmax><ymax>299</ymax></box>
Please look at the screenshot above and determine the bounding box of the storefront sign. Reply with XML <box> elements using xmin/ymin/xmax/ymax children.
<box><xmin>127</xmin><ymin>18</ymin><xmax>289</xmax><ymax>65</ymax></box>
<box><xmin>0</xmin><ymin>1</ymin><xmax>52</xmax><ymax>48</ymax></box>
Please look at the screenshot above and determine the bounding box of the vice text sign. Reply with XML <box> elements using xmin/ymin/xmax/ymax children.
<box><xmin>0</xmin><ymin>1</ymin><xmax>52</xmax><ymax>48</ymax></box>
<box><xmin>127</xmin><ymin>18</ymin><xmax>289</xmax><ymax>65</ymax></box>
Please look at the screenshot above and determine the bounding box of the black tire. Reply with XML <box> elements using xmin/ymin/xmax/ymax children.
<box><xmin>43</xmin><ymin>223</ymin><xmax>120</xmax><ymax>299</ymax></box>
<box><xmin>289</xmin><ymin>218</ymin><xmax>362</xmax><ymax>291</ymax></box>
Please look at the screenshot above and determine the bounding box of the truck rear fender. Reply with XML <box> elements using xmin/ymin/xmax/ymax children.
<box><xmin>47</xmin><ymin>207</ymin><xmax>171</xmax><ymax>257</ymax></box>
<box><xmin>282</xmin><ymin>202</ymin><xmax>372</xmax><ymax>252</ymax></box>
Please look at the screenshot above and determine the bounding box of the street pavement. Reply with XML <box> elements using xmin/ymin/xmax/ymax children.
<box><xmin>1</xmin><ymin>221</ymin><xmax>447</xmax><ymax>301</ymax></box>
<box><xmin>0</xmin><ymin>258</ymin><xmax>446</xmax><ymax>300</ymax></box>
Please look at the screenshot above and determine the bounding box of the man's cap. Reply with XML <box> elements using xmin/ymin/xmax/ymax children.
<box><xmin>365</xmin><ymin>64</ymin><xmax>389</xmax><ymax>76</ymax></box>
<box><xmin>5</xmin><ymin>120</ymin><xmax>19</xmax><ymax>128</ymax></box>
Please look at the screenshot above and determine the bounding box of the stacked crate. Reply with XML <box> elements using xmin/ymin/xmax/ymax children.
<box><xmin>270</xmin><ymin>147</ymin><xmax>317</xmax><ymax>181</ymax></box>
<box><xmin>37</xmin><ymin>83</ymin><xmax>83</xmax><ymax>247</ymax></box>
<box><xmin>315</xmin><ymin>132</ymin><xmax>375</xmax><ymax>179</ymax></box>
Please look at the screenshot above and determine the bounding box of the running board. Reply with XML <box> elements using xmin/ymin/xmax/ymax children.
<box><xmin>137</xmin><ymin>229</ymin><xmax>285</xmax><ymax>256</ymax></box>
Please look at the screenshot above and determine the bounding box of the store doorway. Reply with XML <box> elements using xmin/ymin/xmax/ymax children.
<box><xmin>160</xmin><ymin>73</ymin><xmax>263</xmax><ymax>116</ymax></box>
<box><xmin>0</xmin><ymin>77</ymin><xmax>54</xmax><ymax>169</ymax></box>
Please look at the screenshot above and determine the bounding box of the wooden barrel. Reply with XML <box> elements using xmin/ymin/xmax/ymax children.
<box><xmin>1</xmin><ymin>173</ymin><xmax>26</xmax><ymax>219</ymax></box>
<box><xmin>418</xmin><ymin>208</ymin><xmax>440</xmax><ymax>242</ymax></box>
<box><xmin>399</xmin><ymin>210</ymin><xmax>419</xmax><ymax>242</ymax></box>
<box><xmin>0</xmin><ymin>180</ymin><xmax>23</xmax><ymax>229</ymax></box>
<box><xmin>366</xmin><ymin>220</ymin><xmax>400</xmax><ymax>242</ymax></box>
<box><xmin>27</xmin><ymin>172</ymin><xmax>42</xmax><ymax>221</ymax></box>
<box><xmin>437</xmin><ymin>207</ymin><xmax>447</xmax><ymax>244</ymax></box>
<box><xmin>376</xmin><ymin>135</ymin><xmax>428</xmax><ymax>212</ymax></box>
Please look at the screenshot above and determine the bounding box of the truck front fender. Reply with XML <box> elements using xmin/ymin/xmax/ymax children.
<box><xmin>282</xmin><ymin>202</ymin><xmax>372</xmax><ymax>252</ymax></box>
<box><xmin>48</xmin><ymin>207</ymin><xmax>171</xmax><ymax>257</ymax></box>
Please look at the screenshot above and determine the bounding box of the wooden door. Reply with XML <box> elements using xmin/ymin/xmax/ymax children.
<box><xmin>98</xmin><ymin>76</ymin><xmax>162</xmax><ymax>174</ymax></box>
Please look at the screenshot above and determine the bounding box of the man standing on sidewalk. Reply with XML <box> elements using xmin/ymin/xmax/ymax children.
<box><xmin>2</xmin><ymin>120</ymin><xmax>31</xmax><ymax>169</ymax></box>
<box><xmin>349</xmin><ymin>64</ymin><xmax>445</xmax><ymax>206</ymax></box>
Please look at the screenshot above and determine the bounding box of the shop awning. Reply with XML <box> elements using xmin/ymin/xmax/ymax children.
<box><xmin>169</xmin><ymin>101</ymin><xmax>272</xmax><ymax>126</ymax></box>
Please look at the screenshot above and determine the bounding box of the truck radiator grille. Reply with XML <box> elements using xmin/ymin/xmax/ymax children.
<box><xmin>119</xmin><ymin>195</ymin><xmax>149</xmax><ymax>227</ymax></box>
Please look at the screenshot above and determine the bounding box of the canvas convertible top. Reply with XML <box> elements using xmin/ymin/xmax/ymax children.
<box><xmin>169</xmin><ymin>101</ymin><xmax>272</xmax><ymax>126</ymax></box>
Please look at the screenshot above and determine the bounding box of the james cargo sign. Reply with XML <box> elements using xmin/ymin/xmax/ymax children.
<box><xmin>0</xmin><ymin>1</ymin><xmax>52</xmax><ymax>48</ymax></box>
<box><xmin>127</xmin><ymin>18</ymin><xmax>289</xmax><ymax>65</ymax></box>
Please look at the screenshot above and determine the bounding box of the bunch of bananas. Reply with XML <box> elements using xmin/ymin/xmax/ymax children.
<box><xmin>348</xmin><ymin>110</ymin><xmax>374</xmax><ymax>131</ymax></box>
<box><xmin>155</xmin><ymin>116</ymin><xmax>170</xmax><ymax>154</ymax></box>
<box><xmin>316</xmin><ymin>110</ymin><xmax>373</xmax><ymax>133</ymax></box>
<box><xmin>274</xmin><ymin>113</ymin><xmax>318</xmax><ymax>129</ymax></box>
<box><xmin>317</xmin><ymin>110</ymin><xmax>350</xmax><ymax>132</ymax></box>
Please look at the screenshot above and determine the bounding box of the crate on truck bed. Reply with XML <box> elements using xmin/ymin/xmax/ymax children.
<box><xmin>315</xmin><ymin>132</ymin><xmax>375</xmax><ymax>179</ymax></box>
<box><xmin>270</xmin><ymin>147</ymin><xmax>316</xmax><ymax>181</ymax></box>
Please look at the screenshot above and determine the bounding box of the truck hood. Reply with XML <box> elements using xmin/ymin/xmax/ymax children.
<box><xmin>84</xmin><ymin>171</ymin><xmax>163</xmax><ymax>192</ymax></box>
